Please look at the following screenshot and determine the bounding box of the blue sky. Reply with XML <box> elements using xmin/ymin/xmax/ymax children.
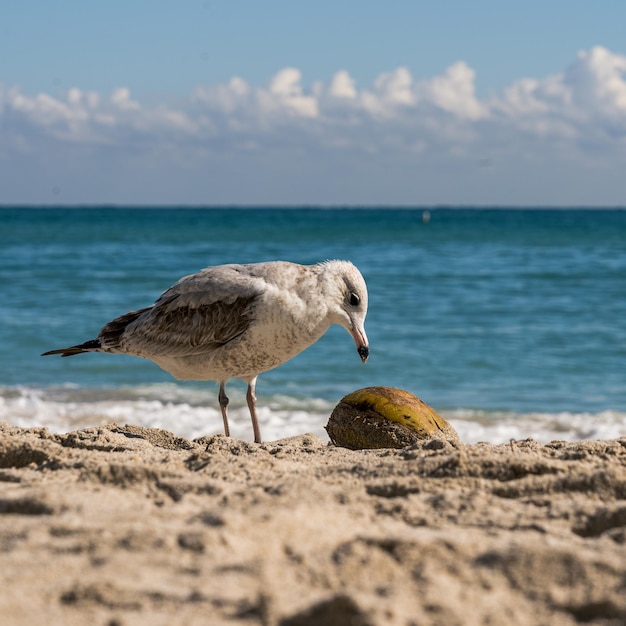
<box><xmin>2</xmin><ymin>1</ymin><xmax>626</xmax><ymax>205</ymax></box>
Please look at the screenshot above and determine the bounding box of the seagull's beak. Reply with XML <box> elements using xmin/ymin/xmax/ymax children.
<box><xmin>350</xmin><ymin>325</ymin><xmax>369</xmax><ymax>363</ymax></box>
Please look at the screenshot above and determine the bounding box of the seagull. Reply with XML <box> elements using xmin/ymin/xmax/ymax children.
<box><xmin>42</xmin><ymin>260</ymin><xmax>369</xmax><ymax>443</ymax></box>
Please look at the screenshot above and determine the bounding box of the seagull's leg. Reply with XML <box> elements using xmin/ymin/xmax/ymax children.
<box><xmin>218</xmin><ymin>382</ymin><xmax>230</xmax><ymax>437</ymax></box>
<box><xmin>246</xmin><ymin>377</ymin><xmax>261</xmax><ymax>443</ymax></box>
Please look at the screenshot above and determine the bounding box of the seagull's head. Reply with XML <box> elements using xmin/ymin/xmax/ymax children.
<box><xmin>322</xmin><ymin>260</ymin><xmax>370</xmax><ymax>363</ymax></box>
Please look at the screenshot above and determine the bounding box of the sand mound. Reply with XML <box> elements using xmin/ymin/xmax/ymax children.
<box><xmin>1</xmin><ymin>422</ymin><xmax>625</xmax><ymax>625</ymax></box>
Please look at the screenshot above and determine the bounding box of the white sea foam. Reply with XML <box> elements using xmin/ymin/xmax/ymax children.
<box><xmin>1</xmin><ymin>385</ymin><xmax>625</xmax><ymax>444</ymax></box>
<box><xmin>0</xmin><ymin>384</ymin><xmax>332</xmax><ymax>442</ymax></box>
<box><xmin>444</xmin><ymin>408</ymin><xmax>626</xmax><ymax>444</ymax></box>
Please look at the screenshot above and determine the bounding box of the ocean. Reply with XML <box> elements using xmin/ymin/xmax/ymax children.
<box><xmin>1</xmin><ymin>207</ymin><xmax>625</xmax><ymax>443</ymax></box>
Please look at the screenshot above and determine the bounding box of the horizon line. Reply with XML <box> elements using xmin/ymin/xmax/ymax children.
<box><xmin>2</xmin><ymin>204</ymin><xmax>626</xmax><ymax>211</ymax></box>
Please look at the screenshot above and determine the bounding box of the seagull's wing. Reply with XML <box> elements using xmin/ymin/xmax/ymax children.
<box><xmin>102</xmin><ymin>266</ymin><xmax>262</xmax><ymax>357</ymax></box>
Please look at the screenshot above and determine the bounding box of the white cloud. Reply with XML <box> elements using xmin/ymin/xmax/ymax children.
<box><xmin>373</xmin><ymin>66</ymin><xmax>414</xmax><ymax>107</ymax></box>
<box><xmin>328</xmin><ymin>70</ymin><xmax>357</xmax><ymax>99</ymax></box>
<box><xmin>192</xmin><ymin>68</ymin><xmax>319</xmax><ymax>122</ymax></box>
<box><xmin>3</xmin><ymin>46</ymin><xmax>626</xmax><ymax>204</ymax></box>
<box><xmin>568</xmin><ymin>47</ymin><xmax>626</xmax><ymax>111</ymax></box>
<box><xmin>264</xmin><ymin>67</ymin><xmax>319</xmax><ymax>118</ymax></box>
<box><xmin>6</xmin><ymin>47</ymin><xmax>626</xmax><ymax>148</ymax></box>
<box><xmin>417</xmin><ymin>61</ymin><xmax>485</xmax><ymax>119</ymax></box>
<box><xmin>110</xmin><ymin>87</ymin><xmax>140</xmax><ymax>111</ymax></box>
<box><xmin>493</xmin><ymin>46</ymin><xmax>626</xmax><ymax>140</ymax></box>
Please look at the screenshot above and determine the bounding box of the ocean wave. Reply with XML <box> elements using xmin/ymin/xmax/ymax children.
<box><xmin>1</xmin><ymin>385</ymin><xmax>624</xmax><ymax>444</ymax></box>
<box><xmin>443</xmin><ymin>408</ymin><xmax>626</xmax><ymax>444</ymax></box>
<box><xmin>0</xmin><ymin>384</ymin><xmax>334</xmax><ymax>441</ymax></box>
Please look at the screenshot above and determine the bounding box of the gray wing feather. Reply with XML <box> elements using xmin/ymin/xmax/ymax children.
<box><xmin>156</xmin><ymin>265</ymin><xmax>261</xmax><ymax>309</ymax></box>
<box><xmin>130</xmin><ymin>296</ymin><xmax>256</xmax><ymax>355</ymax></box>
<box><xmin>100</xmin><ymin>265</ymin><xmax>263</xmax><ymax>357</ymax></box>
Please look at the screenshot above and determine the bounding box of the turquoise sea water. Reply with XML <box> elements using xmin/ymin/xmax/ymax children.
<box><xmin>1</xmin><ymin>207</ymin><xmax>625</xmax><ymax>442</ymax></box>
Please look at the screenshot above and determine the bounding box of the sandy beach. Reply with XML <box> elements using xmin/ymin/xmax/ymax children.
<box><xmin>1</xmin><ymin>422</ymin><xmax>625</xmax><ymax>625</ymax></box>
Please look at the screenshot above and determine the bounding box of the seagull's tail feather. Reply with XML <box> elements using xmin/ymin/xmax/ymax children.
<box><xmin>41</xmin><ymin>307</ymin><xmax>151</xmax><ymax>358</ymax></box>
<box><xmin>41</xmin><ymin>339</ymin><xmax>101</xmax><ymax>358</ymax></box>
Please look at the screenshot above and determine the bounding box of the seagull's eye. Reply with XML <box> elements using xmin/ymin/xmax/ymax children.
<box><xmin>348</xmin><ymin>292</ymin><xmax>360</xmax><ymax>307</ymax></box>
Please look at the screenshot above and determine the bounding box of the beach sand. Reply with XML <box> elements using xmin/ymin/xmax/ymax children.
<box><xmin>1</xmin><ymin>422</ymin><xmax>625</xmax><ymax>625</ymax></box>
